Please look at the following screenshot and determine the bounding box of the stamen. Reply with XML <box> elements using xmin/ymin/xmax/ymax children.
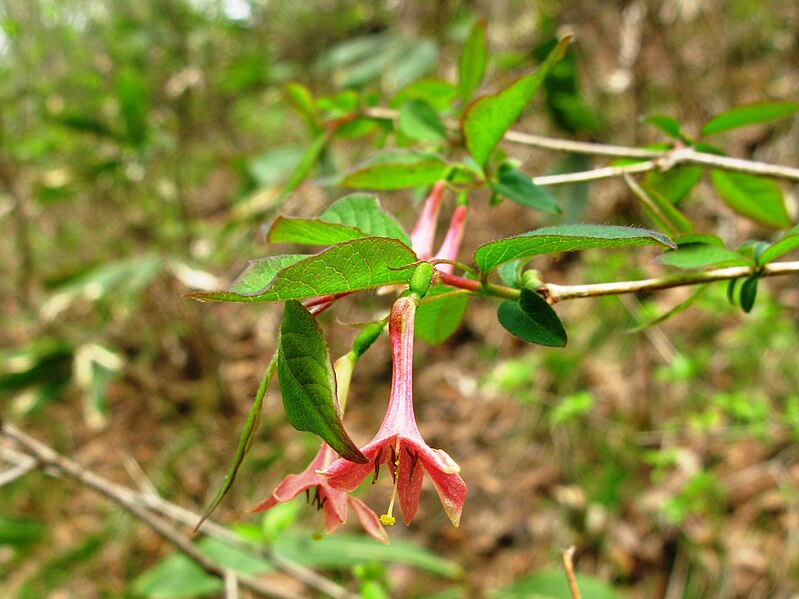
<box><xmin>380</xmin><ymin>440</ymin><xmax>402</xmax><ymax>526</ymax></box>
<box><xmin>405</xmin><ymin>446</ymin><xmax>420</xmax><ymax>481</ymax></box>
<box><xmin>312</xmin><ymin>509</ymin><xmax>324</xmax><ymax>540</ymax></box>
<box><xmin>305</xmin><ymin>488</ymin><xmax>310</xmax><ymax>504</ymax></box>
<box><xmin>372</xmin><ymin>447</ymin><xmax>383</xmax><ymax>484</ymax></box>
<box><xmin>389</xmin><ymin>444</ymin><xmax>397</xmax><ymax>483</ymax></box>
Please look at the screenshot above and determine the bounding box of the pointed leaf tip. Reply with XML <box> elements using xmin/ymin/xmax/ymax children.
<box><xmin>278</xmin><ymin>301</ymin><xmax>367</xmax><ymax>463</ymax></box>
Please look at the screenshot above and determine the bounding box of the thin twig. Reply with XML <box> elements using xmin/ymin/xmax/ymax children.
<box><xmin>561</xmin><ymin>546</ymin><xmax>582</xmax><ymax>599</ymax></box>
<box><xmin>1</xmin><ymin>422</ymin><xmax>358</xmax><ymax>599</ymax></box>
<box><xmin>362</xmin><ymin>107</ymin><xmax>799</xmax><ymax>182</ymax></box>
<box><xmin>0</xmin><ymin>452</ymin><xmax>37</xmax><ymax>487</ymax></box>
<box><xmin>532</xmin><ymin>160</ymin><xmax>658</xmax><ymax>186</ymax></box>
<box><xmin>544</xmin><ymin>261</ymin><xmax>799</xmax><ymax>303</ymax></box>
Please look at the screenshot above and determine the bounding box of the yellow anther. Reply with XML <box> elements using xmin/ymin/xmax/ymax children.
<box><xmin>380</xmin><ymin>514</ymin><xmax>396</xmax><ymax>526</ymax></box>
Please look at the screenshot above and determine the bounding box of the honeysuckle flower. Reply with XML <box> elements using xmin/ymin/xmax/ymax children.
<box><xmin>249</xmin><ymin>442</ymin><xmax>388</xmax><ymax>543</ymax></box>
<box><xmin>249</xmin><ymin>352</ymin><xmax>388</xmax><ymax>543</ymax></box>
<box><xmin>410</xmin><ymin>181</ymin><xmax>446</xmax><ymax>260</ymax></box>
<box><xmin>432</xmin><ymin>204</ymin><xmax>467</xmax><ymax>275</ymax></box>
<box><xmin>323</xmin><ymin>295</ymin><xmax>466</xmax><ymax>527</ymax></box>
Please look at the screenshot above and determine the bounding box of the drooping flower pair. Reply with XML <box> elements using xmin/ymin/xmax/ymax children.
<box><xmin>410</xmin><ymin>180</ymin><xmax>468</xmax><ymax>274</ymax></box>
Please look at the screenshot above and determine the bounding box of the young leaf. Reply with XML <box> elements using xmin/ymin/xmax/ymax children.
<box><xmin>342</xmin><ymin>161</ymin><xmax>450</xmax><ymax>190</ymax></box>
<box><xmin>415</xmin><ymin>287</ymin><xmax>471</xmax><ymax>345</ymax></box>
<box><xmin>644</xmin><ymin>115</ymin><xmax>684</xmax><ymax>140</ymax></box>
<box><xmin>462</xmin><ymin>36</ymin><xmax>571</xmax><ymax>167</ymax></box>
<box><xmin>630</xmin><ymin>285</ymin><xmax>708</xmax><ymax>332</ymax></box>
<box><xmin>654</xmin><ymin>244</ymin><xmax>750</xmax><ymax>269</ymax></box>
<box><xmin>190</xmin><ymin>239</ymin><xmax>417</xmax><ymax>302</ymax></box>
<box><xmin>758</xmin><ymin>224</ymin><xmax>799</xmax><ymax>265</ymax></box>
<box><xmin>390</xmin><ymin>79</ymin><xmax>458</xmax><ymax>112</ymax></box>
<box><xmin>623</xmin><ymin>173</ymin><xmax>693</xmax><ymax>236</ymax></box>
<box><xmin>701</xmin><ymin>100</ymin><xmax>799</xmax><ymax>136</ymax></box>
<box><xmin>739</xmin><ymin>275</ymin><xmax>759</xmax><ymax>313</ymax></box>
<box><xmin>196</xmin><ymin>353</ymin><xmax>278</xmax><ymax>531</ymax></box>
<box><xmin>474</xmin><ymin>224</ymin><xmax>675</xmax><ymax>272</ymax></box>
<box><xmin>458</xmin><ymin>19</ymin><xmax>487</xmax><ymax>105</ymax></box>
<box><xmin>491</xmin><ymin>166</ymin><xmax>561</xmax><ymax>214</ymax></box>
<box><xmin>644</xmin><ymin>165</ymin><xmax>702</xmax><ymax>204</ymax></box>
<box><xmin>278</xmin><ymin>301</ymin><xmax>367</xmax><ymax>463</ymax></box>
<box><xmin>280</xmin><ymin>131</ymin><xmax>330</xmax><ymax>198</ymax></box>
<box><xmin>497</xmin><ymin>288</ymin><xmax>567</xmax><ymax>347</ymax></box>
<box><xmin>398</xmin><ymin>100</ymin><xmax>447</xmax><ymax>142</ymax></box>
<box><xmin>710</xmin><ymin>170</ymin><xmax>791</xmax><ymax>228</ymax></box>
<box><xmin>267</xmin><ymin>193</ymin><xmax>411</xmax><ymax>247</ymax></box>
<box><xmin>283</xmin><ymin>82</ymin><xmax>319</xmax><ymax>131</ymax></box>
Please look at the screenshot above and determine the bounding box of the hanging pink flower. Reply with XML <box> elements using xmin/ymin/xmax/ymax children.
<box><xmin>323</xmin><ymin>295</ymin><xmax>466</xmax><ymax>527</ymax></box>
<box><xmin>432</xmin><ymin>204</ymin><xmax>467</xmax><ymax>275</ymax></box>
<box><xmin>250</xmin><ymin>442</ymin><xmax>388</xmax><ymax>543</ymax></box>
<box><xmin>410</xmin><ymin>181</ymin><xmax>446</xmax><ymax>260</ymax></box>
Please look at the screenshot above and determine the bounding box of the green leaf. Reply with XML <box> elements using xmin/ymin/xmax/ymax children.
<box><xmin>491</xmin><ymin>166</ymin><xmax>561</xmax><ymax>214</ymax></box>
<box><xmin>131</xmin><ymin>552</ymin><xmax>221</xmax><ymax>598</ymax></box>
<box><xmin>321</xmin><ymin>194</ymin><xmax>411</xmax><ymax>244</ymax></box>
<box><xmin>497</xmin><ymin>288</ymin><xmax>567</xmax><ymax>347</ymax></box>
<box><xmin>415</xmin><ymin>287</ymin><xmax>471</xmax><ymax>345</ymax></box>
<box><xmin>279</xmin><ymin>301</ymin><xmax>367</xmax><ymax>463</ymax></box>
<box><xmin>630</xmin><ymin>285</ymin><xmax>708</xmax><ymax>331</ymax></box>
<box><xmin>458</xmin><ymin>19</ymin><xmax>487</xmax><ymax>105</ymax></box>
<box><xmin>644</xmin><ymin>165</ymin><xmax>702</xmax><ymax>204</ymax></box>
<box><xmin>490</xmin><ymin>569</ymin><xmax>623</xmax><ymax>599</ymax></box>
<box><xmin>0</xmin><ymin>515</ymin><xmax>45</xmax><ymax>546</ymax></box>
<box><xmin>759</xmin><ymin>224</ymin><xmax>799</xmax><ymax>265</ymax></box>
<box><xmin>390</xmin><ymin>79</ymin><xmax>458</xmax><ymax>112</ymax></box>
<box><xmin>624</xmin><ymin>174</ymin><xmax>693</xmax><ymax>236</ymax></box>
<box><xmin>274</xmin><ymin>531</ymin><xmax>462</xmax><ymax>578</ymax></box>
<box><xmin>225</xmin><ymin>255</ymin><xmax>310</xmax><ymax>296</ymax></box>
<box><xmin>740</xmin><ymin>275</ymin><xmax>759</xmax><ymax>313</ymax></box>
<box><xmin>710</xmin><ymin>170</ymin><xmax>791</xmax><ymax>228</ymax></box>
<box><xmin>190</xmin><ymin>239</ymin><xmax>417</xmax><ymax>303</ymax></box>
<box><xmin>117</xmin><ymin>68</ymin><xmax>148</xmax><ymax>147</ymax></box>
<box><xmin>267</xmin><ymin>194</ymin><xmax>410</xmax><ymax>247</ymax></box>
<box><xmin>474</xmin><ymin>224</ymin><xmax>675</xmax><ymax>272</ymax></box>
<box><xmin>398</xmin><ymin>100</ymin><xmax>447</xmax><ymax>142</ymax></box>
<box><xmin>654</xmin><ymin>244</ymin><xmax>750</xmax><ymax>269</ymax></box>
<box><xmin>462</xmin><ymin>36</ymin><xmax>571</xmax><ymax>167</ymax></box>
<box><xmin>644</xmin><ymin>114</ymin><xmax>684</xmax><ymax>139</ymax></box>
<box><xmin>701</xmin><ymin>101</ymin><xmax>799</xmax><ymax>136</ymax></box>
<box><xmin>280</xmin><ymin>132</ymin><xmax>329</xmax><ymax>199</ymax></box>
<box><xmin>196</xmin><ymin>353</ymin><xmax>278</xmax><ymax>530</ymax></box>
<box><xmin>342</xmin><ymin>161</ymin><xmax>450</xmax><ymax>190</ymax></box>
<box><xmin>283</xmin><ymin>82</ymin><xmax>319</xmax><ymax>130</ymax></box>
<box><xmin>266</xmin><ymin>217</ymin><xmax>365</xmax><ymax>246</ymax></box>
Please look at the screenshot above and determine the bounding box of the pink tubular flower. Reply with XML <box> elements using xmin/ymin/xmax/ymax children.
<box><xmin>410</xmin><ymin>181</ymin><xmax>446</xmax><ymax>260</ymax></box>
<box><xmin>432</xmin><ymin>204</ymin><xmax>467</xmax><ymax>275</ymax></box>
<box><xmin>250</xmin><ymin>442</ymin><xmax>389</xmax><ymax>544</ymax></box>
<box><xmin>323</xmin><ymin>295</ymin><xmax>466</xmax><ymax>527</ymax></box>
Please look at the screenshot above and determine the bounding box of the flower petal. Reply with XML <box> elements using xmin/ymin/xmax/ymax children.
<box><xmin>397</xmin><ymin>444</ymin><xmax>425</xmax><ymax>525</ymax></box>
<box><xmin>420</xmin><ymin>448</ymin><xmax>466</xmax><ymax>527</ymax></box>
<box><xmin>324</xmin><ymin>435</ymin><xmax>393</xmax><ymax>491</ymax></box>
<box><xmin>349</xmin><ymin>496</ymin><xmax>390</xmax><ymax>544</ymax></box>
